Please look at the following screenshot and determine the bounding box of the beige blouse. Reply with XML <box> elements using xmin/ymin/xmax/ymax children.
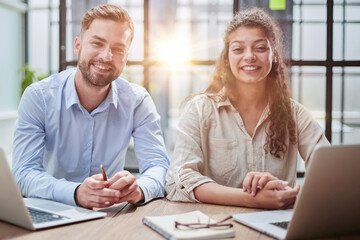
<box><xmin>165</xmin><ymin>90</ymin><xmax>330</xmax><ymax>203</ymax></box>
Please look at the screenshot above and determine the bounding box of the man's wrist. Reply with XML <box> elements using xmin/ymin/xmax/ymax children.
<box><xmin>139</xmin><ymin>188</ymin><xmax>145</xmax><ymax>202</ymax></box>
<box><xmin>74</xmin><ymin>184</ymin><xmax>81</xmax><ymax>206</ymax></box>
<box><xmin>134</xmin><ymin>187</ymin><xmax>145</xmax><ymax>205</ymax></box>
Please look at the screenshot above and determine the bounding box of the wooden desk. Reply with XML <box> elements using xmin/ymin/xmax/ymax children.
<box><xmin>0</xmin><ymin>199</ymin><xmax>358</xmax><ymax>240</ymax></box>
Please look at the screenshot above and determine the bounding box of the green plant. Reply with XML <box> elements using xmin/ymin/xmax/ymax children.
<box><xmin>19</xmin><ymin>64</ymin><xmax>48</xmax><ymax>96</ymax></box>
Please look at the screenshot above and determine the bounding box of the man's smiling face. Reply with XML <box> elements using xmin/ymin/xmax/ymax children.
<box><xmin>74</xmin><ymin>18</ymin><xmax>132</xmax><ymax>88</ymax></box>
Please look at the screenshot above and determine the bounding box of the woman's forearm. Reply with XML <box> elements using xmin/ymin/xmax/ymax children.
<box><xmin>194</xmin><ymin>182</ymin><xmax>252</xmax><ymax>206</ymax></box>
<box><xmin>193</xmin><ymin>181</ymin><xmax>300</xmax><ymax>209</ymax></box>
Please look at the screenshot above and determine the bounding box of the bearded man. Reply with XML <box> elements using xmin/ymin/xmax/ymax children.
<box><xmin>12</xmin><ymin>4</ymin><xmax>169</xmax><ymax>209</ymax></box>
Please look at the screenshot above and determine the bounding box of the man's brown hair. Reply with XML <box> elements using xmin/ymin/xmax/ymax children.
<box><xmin>81</xmin><ymin>4</ymin><xmax>134</xmax><ymax>41</ymax></box>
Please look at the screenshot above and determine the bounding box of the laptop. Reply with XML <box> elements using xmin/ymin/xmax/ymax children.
<box><xmin>0</xmin><ymin>148</ymin><xmax>106</xmax><ymax>230</ymax></box>
<box><xmin>232</xmin><ymin>144</ymin><xmax>360</xmax><ymax>239</ymax></box>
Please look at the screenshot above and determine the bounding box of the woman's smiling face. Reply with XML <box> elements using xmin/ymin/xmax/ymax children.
<box><xmin>227</xmin><ymin>26</ymin><xmax>274</xmax><ymax>85</ymax></box>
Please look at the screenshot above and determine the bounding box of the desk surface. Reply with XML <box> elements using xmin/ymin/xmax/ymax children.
<box><xmin>0</xmin><ymin>199</ymin><xmax>358</xmax><ymax>240</ymax></box>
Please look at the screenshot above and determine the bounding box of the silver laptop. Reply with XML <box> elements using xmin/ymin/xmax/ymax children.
<box><xmin>0</xmin><ymin>148</ymin><xmax>106</xmax><ymax>230</ymax></box>
<box><xmin>233</xmin><ymin>144</ymin><xmax>360</xmax><ymax>239</ymax></box>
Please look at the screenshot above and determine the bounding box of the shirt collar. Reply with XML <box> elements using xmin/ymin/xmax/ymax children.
<box><xmin>87</xmin><ymin>82</ymin><xmax>119</xmax><ymax>115</ymax></box>
<box><xmin>98</xmin><ymin>81</ymin><xmax>118</xmax><ymax>110</ymax></box>
<box><xmin>65</xmin><ymin>69</ymin><xmax>119</xmax><ymax>111</ymax></box>
<box><xmin>206</xmin><ymin>87</ymin><xmax>232</xmax><ymax>109</ymax></box>
<box><xmin>208</xmin><ymin>87</ymin><xmax>271</xmax><ymax>120</ymax></box>
<box><xmin>65</xmin><ymin>70</ymin><xmax>79</xmax><ymax>110</ymax></box>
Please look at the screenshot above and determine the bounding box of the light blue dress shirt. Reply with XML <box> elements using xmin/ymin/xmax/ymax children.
<box><xmin>12</xmin><ymin>68</ymin><xmax>169</xmax><ymax>206</ymax></box>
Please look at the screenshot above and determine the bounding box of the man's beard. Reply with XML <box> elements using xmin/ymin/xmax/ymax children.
<box><xmin>78</xmin><ymin>58</ymin><xmax>119</xmax><ymax>88</ymax></box>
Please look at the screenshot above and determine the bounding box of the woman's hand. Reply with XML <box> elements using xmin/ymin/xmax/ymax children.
<box><xmin>242</xmin><ymin>172</ymin><xmax>281</xmax><ymax>196</ymax></box>
<box><xmin>250</xmin><ymin>180</ymin><xmax>301</xmax><ymax>209</ymax></box>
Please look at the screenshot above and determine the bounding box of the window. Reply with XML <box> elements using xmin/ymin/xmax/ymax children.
<box><xmin>26</xmin><ymin>0</ymin><xmax>360</xmax><ymax>153</ymax></box>
<box><xmin>290</xmin><ymin>0</ymin><xmax>360</xmax><ymax>144</ymax></box>
<box><xmin>0</xmin><ymin>1</ymin><xmax>26</xmax><ymax>156</ymax></box>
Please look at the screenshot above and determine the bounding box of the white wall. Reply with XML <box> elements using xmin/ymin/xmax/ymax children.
<box><xmin>0</xmin><ymin>1</ymin><xmax>26</xmax><ymax>165</ymax></box>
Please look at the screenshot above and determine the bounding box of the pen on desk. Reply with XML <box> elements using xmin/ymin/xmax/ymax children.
<box><xmin>100</xmin><ymin>164</ymin><xmax>108</xmax><ymax>181</ymax></box>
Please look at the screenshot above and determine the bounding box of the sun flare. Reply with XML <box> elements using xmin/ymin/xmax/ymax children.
<box><xmin>156</xmin><ymin>38</ymin><xmax>191</xmax><ymax>65</ymax></box>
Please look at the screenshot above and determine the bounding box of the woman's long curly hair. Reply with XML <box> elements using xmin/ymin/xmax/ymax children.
<box><xmin>206</xmin><ymin>8</ymin><xmax>296</xmax><ymax>158</ymax></box>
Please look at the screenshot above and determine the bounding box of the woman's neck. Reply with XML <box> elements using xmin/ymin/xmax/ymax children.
<box><xmin>226</xmin><ymin>81</ymin><xmax>269</xmax><ymax>137</ymax></box>
<box><xmin>227</xmin><ymin>81</ymin><xmax>268</xmax><ymax>112</ymax></box>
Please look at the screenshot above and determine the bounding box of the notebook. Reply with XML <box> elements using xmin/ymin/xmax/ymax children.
<box><xmin>143</xmin><ymin>210</ymin><xmax>235</xmax><ymax>240</ymax></box>
<box><xmin>232</xmin><ymin>144</ymin><xmax>360</xmax><ymax>239</ymax></box>
<box><xmin>0</xmin><ymin>148</ymin><xmax>106</xmax><ymax>230</ymax></box>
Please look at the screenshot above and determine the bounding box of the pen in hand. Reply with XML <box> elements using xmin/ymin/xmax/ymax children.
<box><xmin>100</xmin><ymin>164</ymin><xmax>108</xmax><ymax>181</ymax></box>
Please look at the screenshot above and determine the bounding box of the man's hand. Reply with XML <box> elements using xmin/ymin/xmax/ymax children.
<box><xmin>75</xmin><ymin>174</ymin><xmax>121</xmax><ymax>209</ymax></box>
<box><xmin>107</xmin><ymin>171</ymin><xmax>144</xmax><ymax>204</ymax></box>
<box><xmin>242</xmin><ymin>171</ymin><xmax>280</xmax><ymax>196</ymax></box>
<box><xmin>250</xmin><ymin>180</ymin><xmax>301</xmax><ymax>209</ymax></box>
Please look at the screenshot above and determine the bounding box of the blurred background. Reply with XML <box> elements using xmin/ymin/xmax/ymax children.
<box><xmin>1</xmin><ymin>0</ymin><xmax>359</xmax><ymax>174</ymax></box>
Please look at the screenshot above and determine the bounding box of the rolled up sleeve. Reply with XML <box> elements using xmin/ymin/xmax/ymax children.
<box><xmin>166</xmin><ymin>97</ymin><xmax>215</xmax><ymax>203</ymax></box>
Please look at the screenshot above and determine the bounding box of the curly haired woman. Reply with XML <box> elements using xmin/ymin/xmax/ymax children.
<box><xmin>165</xmin><ymin>8</ymin><xmax>330</xmax><ymax>209</ymax></box>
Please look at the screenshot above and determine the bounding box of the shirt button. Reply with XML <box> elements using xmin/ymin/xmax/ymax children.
<box><xmin>87</xmin><ymin>142</ymin><xmax>91</xmax><ymax>147</ymax></box>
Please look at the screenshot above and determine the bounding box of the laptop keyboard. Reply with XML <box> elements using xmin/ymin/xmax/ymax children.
<box><xmin>271</xmin><ymin>221</ymin><xmax>289</xmax><ymax>230</ymax></box>
<box><xmin>28</xmin><ymin>207</ymin><xmax>68</xmax><ymax>224</ymax></box>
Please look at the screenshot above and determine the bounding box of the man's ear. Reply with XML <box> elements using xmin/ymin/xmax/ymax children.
<box><xmin>74</xmin><ymin>37</ymin><xmax>81</xmax><ymax>56</ymax></box>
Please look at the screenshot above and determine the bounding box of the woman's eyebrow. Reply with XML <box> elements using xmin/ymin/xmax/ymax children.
<box><xmin>231</xmin><ymin>39</ymin><xmax>268</xmax><ymax>44</ymax></box>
